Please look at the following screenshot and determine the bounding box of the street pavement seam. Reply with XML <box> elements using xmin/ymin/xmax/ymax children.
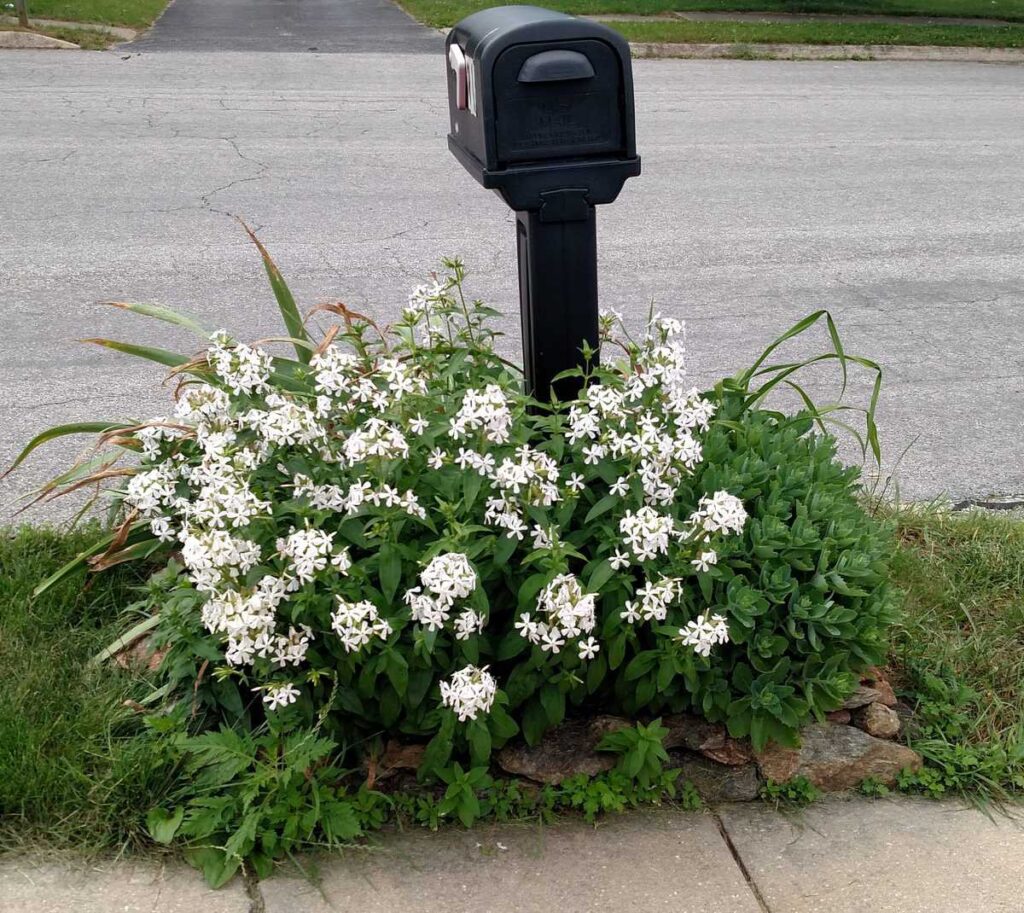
<box><xmin>244</xmin><ymin>868</ymin><xmax>267</xmax><ymax>913</ymax></box>
<box><xmin>712</xmin><ymin>809</ymin><xmax>773</xmax><ymax>913</ymax></box>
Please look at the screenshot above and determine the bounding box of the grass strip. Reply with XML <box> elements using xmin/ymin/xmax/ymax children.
<box><xmin>397</xmin><ymin>0</ymin><xmax>1024</xmax><ymax>29</ymax></box>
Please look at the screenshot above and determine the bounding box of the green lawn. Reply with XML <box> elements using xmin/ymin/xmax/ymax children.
<box><xmin>0</xmin><ymin>507</ymin><xmax>1020</xmax><ymax>851</ymax></box>
<box><xmin>398</xmin><ymin>0</ymin><xmax>1024</xmax><ymax>29</ymax></box>
<box><xmin>610</xmin><ymin>18</ymin><xmax>1024</xmax><ymax>44</ymax></box>
<box><xmin>888</xmin><ymin>507</ymin><xmax>1024</xmax><ymax>797</ymax></box>
<box><xmin>14</xmin><ymin>0</ymin><xmax>166</xmax><ymax>29</ymax></box>
<box><xmin>0</xmin><ymin>528</ymin><xmax>170</xmax><ymax>853</ymax></box>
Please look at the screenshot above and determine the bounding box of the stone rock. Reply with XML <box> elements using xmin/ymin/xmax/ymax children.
<box><xmin>670</xmin><ymin>751</ymin><xmax>761</xmax><ymax>802</ymax></box>
<box><xmin>113</xmin><ymin>633</ymin><xmax>166</xmax><ymax>672</ymax></box>
<box><xmin>662</xmin><ymin>713</ymin><xmax>752</xmax><ymax>765</ymax></box>
<box><xmin>380</xmin><ymin>740</ymin><xmax>426</xmax><ymax>772</ymax></box>
<box><xmin>841</xmin><ymin>685</ymin><xmax>883</xmax><ymax>709</ymax></box>
<box><xmin>826</xmin><ymin>710</ymin><xmax>852</xmax><ymax>725</ymax></box>
<box><xmin>754</xmin><ymin>724</ymin><xmax>922</xmax><ymax>791</ymax></box>
<box><xmin>853</xmin><ymin>703</ymin><xmax>901</xmax><ymax>740</ymax></box>
<box><xmin>496</xmin><ymin>716</ymin><xmax>629</xmax><ymax>785</ymax></box>
<box><xmin>894</xmin><ymin>701</ymin><xmax>915</xmax><ymax>736</ymax></box>
<box><xmin>860</xmin><ymin>667</ymin><xmax>898</xmax><ymax>707</ymax></box>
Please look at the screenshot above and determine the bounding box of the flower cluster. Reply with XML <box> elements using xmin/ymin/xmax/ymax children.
<box><xmin>108</xmin><ymin>263</ymin><xmax>757</xmax><ymax>729</ymax></box>
<box><xmin>439</xmin><ymin>664</ymin><xmax>497</xmax><ymax>721</ymax></box>
<box><xmin>515</xmin><ymin>573</ymin><xmax>598</xmax><ymax>657</ymax></box>
<box><xmin>331</xmin><ymin>597</ymin><xmax>392</xmax><ymax>653</ymax></box>
<box><xmin>405</xmin><ymin>552</ymin><xmax>482</xmax><ymax>634</ymax></box>
<box><xmin>678</xmin><ymin>613</ymin><xmax>731</xmax><ymax>657</ymax></box>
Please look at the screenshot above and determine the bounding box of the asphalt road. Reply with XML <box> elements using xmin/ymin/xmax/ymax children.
<box><xmin>1</xmin><ymin>51</ymin><xmax>1023</xmax><ymax>522</ymax></box>
<box><xmin>130</xmin><ymin>0</ymin><xmax>441</xmax><ymax>52</ymax></box>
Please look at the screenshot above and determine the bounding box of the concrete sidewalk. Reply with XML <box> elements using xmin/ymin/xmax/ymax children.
<box><xmin>2</xmin><ymin>798</ymin><xmax>1022</xmax><ymax>913</ymax></box>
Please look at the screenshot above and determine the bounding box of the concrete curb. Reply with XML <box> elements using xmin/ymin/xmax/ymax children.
<box><xmin>630</xmin><ymin>41</ymin><xmax>1024</xmax><ymax>63</ymax></box>
<box><xmin>0</xmin><ymin>15</ymin><xmax>136</xmax><ymax>39</ymax></box>
<box><xmin>0</xmin><ymin>29</ymin><xmax>79</xmax><ymax>48</ymax></box>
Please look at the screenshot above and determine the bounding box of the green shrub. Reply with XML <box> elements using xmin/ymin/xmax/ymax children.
<box><xmin>11</xmin><ymin>242</ymin><xmax>890</xmax><ymax>878</ymax></box>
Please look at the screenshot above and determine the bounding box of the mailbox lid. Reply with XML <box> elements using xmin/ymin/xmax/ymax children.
<box><xmin>492</xmin><ymin>38</ymin><xmax>624</xmax><ymax>166</ymax></box>
<box><xmin>453</xmin><ymin>5</ymin><xmax>632</xmax><ymax>73</ymax></box>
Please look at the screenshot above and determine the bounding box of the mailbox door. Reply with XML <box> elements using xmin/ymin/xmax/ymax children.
<box><xmin>491</xmin><ymin>39</ymin><xmax>624</xmax><ymax>167</ymax></box>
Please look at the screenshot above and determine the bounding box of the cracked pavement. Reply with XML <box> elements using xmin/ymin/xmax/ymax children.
<box><xmin>3</xmin><ymin>798</ymin><xmax>1024</xmax><ymax>912</ymax></box>
<box><xmin>1</xmin><ymin>51</ymin><xmax>1023</xmax><ymax>521</ymax></box>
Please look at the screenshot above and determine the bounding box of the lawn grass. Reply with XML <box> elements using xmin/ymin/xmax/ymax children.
<box><xmin>397</xmin><ymin>0</ymin><xmax>1024</xmax><ymax>29</ymax></box>
<box><xmin>0</xmin><ymin>509</ymin><xmax>1019</xmax><ymax>851</ymax></box>
<box><xmin>609</xmin><ymin>17</ymin><xmax>1024</xmax><ymax>45</ymax></box>
<box><xmin>13</xmin><ymin>0</ymin><xmax>165</xmax><ymax>29</ymax></box>
<box><xmin>888</xmin><ymin>506</ymin><xmax>1024</xmax><ymax>797</ymax></box>
<box><xmin>0</xmin><ymin>527</ymin><xmax>170</xmax><ymax>854</ymax></box>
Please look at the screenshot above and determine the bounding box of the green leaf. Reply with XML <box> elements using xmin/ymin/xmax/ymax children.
<box><xmin>32</xmin><ymin>521</ymin><xmax>151</xmax><ymax>597</ymax></box>
<box><xmin>463</xmin><ymin>471</ymin><xmax>483</xmax><ymax>508</ymax></box>
<box><xmin>585</xmin><ymin>495</ymin><xmax>618</xmax><ymax>524</ymax></box>
<box><xmin>187</xmin><ymin>847</ymin><xmax>241</xmax><ymax>889</ymax></box>
<box><xmin>107</xmin><ymin>301</ymin><xmax>211</xmax><ymax>339</ymax></box>
<box><xmin>242</xmin><ymin>223</ymin><xmax>311</xmax><ymax>363</ymax></box>
<box><xmin>522</xmin><ymin>700</ymin><xmax>548</xmax><ymax>746</ymax></box>
<box><xmin>587</xmin><ymin>559</ymin><xmax>614</xmax><ymax>593</ymax></box>
<box><xmin>493</xmin><ymin>533</ymin><xmax>517</xmax><ymax>566</ymax></box>
<box><xmin>378</xmin><ymin>544</ymin><xmax>402</xmax><ymax>605</ymax></box>
<box><xmin>468</xmin><ymin>720</ymin><xmax>492</xmax><ymax>767</ymax></box>
<box><xmin>91</xmin><ymin>613</ymin><xmax>161</xmax><ymax>667</ymax></box>
<box><xmin>4</xmin><ymin>421</ymin><xmax>134</xmax><ymax>478</ymax></box>
<box><xmin>539</xmin><ymin>685</ymin><xmax>565</xmax><ymax>727</ymax></box>
<box><xmin>82</xmin><ymin>338</ymin><xmax>191</xmax><ymax>368</ymax></box>
<box><xmin>386</xmin><ymin>651</ymin><xmax>409</xmax><ymax>696</ymax></box>
<box><xmin>624</xmin><ymin>650</ymin><xmax>658</xmax><ymax>681</ymax></box>
<box><xmin>146</xmin><ymin>806</ymin><xmax>183</xmax><ymax>844</ymax></box>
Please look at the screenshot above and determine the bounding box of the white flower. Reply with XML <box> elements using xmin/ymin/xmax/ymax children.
<box><xmin>331</xmin><ymin>597</ymin><xmax>392</xmax><ymax>653</ymax></box>
<box><xmin>610</xmin><ymin>477</ymin><xmax>629</xmax><ymax>498</ymax></box>
<box><xmin>260</xmin><ymin>682</ymin><xmax>301</xmax><ymax>710</ymax></box>
<box><xmin>207</xmin><ymin>331</ymin><xmax>272</xmax><ymax>397</ymax></box>
<box><xmin>578</xmin><ymin>636</ymin><xmax>600</xmax><ymax>661</ymax></box>
<box><xmin>276</xmin><ymin>527</ymin><xmax>334</xmax><ymax>585</ymax></box>
<box><xmin>420</xmin><ymin>553</ymin><xmax>477</xmax><ymax>604</ymax></box>
<box><xmin>609</xmin><ymin>549</ymin><xmax>630</xmax><ymax>570</ymax></box>
<box><xmin>678</xmin><ymin>613</ymin><xmax>730</xmax><ymax>658</ymax></box>
<box><xmin>332</xmin><ymin>548</ymin><xmax>352</xmax><ymax>575</ymax></box>
<box><xmin>689</xmin><ymin>492</ymin><xmax>747</xmax><ymax>537</ymax></box>
<box><xmin>582</xmin><ymin>443</ymin><xmax>606</xmax><ymax>466</ymax></box>
<box><xmin>409</xmin><ymin>413</ymin><xmax>428</xmax><ymax>435</ymax></box>
<box><xmin>619</xmin><ymin>506</ymin><xmax>675</xmax><ymax>562</ymax></box>
<box><xmin>692</xmin><ymin>550</ymin><xmax>718</xmax><ymax>573</ymax></box>
<box><xmin>453</xmin><ymin>608</ymin><xmax>486</xmax><ymax>641</ymax></box>
<box><xmin>440</xmin><ymin>665</ymin><xmax>497</xmax><ymax>721</ymax></box>
<box><xmin>343</xmin><ymin>418</ymin><xmax>409</xmax><ymax>464</ymax></box>
<box><xmin>449</xmin><ymin>385</ymin><xmax>513</xmax><ymax>444</ymax></box>
<box><xmin>566</xmin><ymin>472</ymin><xmax>585</xmax><ymax>493</ymax></box>
<box><xmin>427</xmin><ymin>448</ymin><xmax>447</xmax><ymax>469</ymax></box>
<box><xmin>310</xmin><ymin>346</ymin><xmax>361</xmax><ymax>395</ymax></box>
<box><xmin>518</xmin><ymin>573</ymin><xmax>596</xmax><ymax>654</ymax></box>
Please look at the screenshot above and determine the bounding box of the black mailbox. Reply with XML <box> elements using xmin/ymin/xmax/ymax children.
<box><xmin>445</xmin><ymin>6</ymin><xmax>641</xmax><ymax>404</ymax></box>
<box><xmin>446</xmin><ymin>5</ymin><xmax>640</xmax><ymax>212</ymax></box>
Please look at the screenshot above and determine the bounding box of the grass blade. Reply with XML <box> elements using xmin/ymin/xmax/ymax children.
<box><xmin>240</xmin><ymin>222</ymin><xmax>311</xmax><ymax>364</ymax></box>
<box><xmin>2</xmin><ymin>421</ymin><xmax>132</xmax><ymax>479</ymax></box>
<box><xmin>32</xmin><ymin>520</ymin><xmax>149</xmax><ymax>597</ymax></box>
<box><xmin>83</xmin><ymin>338</ymin><xmax>191</xmax><ymax>368</ymax></box>
<box><xmin>107</xmin><ymin>302</ymin><xmax>211</xmax><ymax>339</ymax></box>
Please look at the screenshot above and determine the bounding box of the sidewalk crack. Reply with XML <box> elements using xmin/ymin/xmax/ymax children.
<box><xmin>243</xmin><ymin>867</ymin><xmax>267</xmax><ymax>913</ymax></box>
<box><xmin>712</xmin><ymin>809</ymin><xmax>772</xmax><ymax>913</ymax></box>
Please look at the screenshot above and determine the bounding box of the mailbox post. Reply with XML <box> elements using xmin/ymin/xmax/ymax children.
<box><xmin>445</xmin><ymin>6</ymin><xmax>640</xmax><ymax>403</ymax></box>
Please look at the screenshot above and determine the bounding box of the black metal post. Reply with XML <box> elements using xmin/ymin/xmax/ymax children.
<box><xmin>515</xmin><ymin>188</ymin><xmax>599</xmax><ymax>404</ymax></box>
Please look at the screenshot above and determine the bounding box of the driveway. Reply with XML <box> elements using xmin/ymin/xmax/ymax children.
<box><xmin>1</xmin><ymin>52</ymin><xmax>1023</xmax><ymax>520</ymax></box>
<box><xmin>129</xmin><ymin>0</ymin><xmax>441</xmax><ymax>52</ymax></box>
